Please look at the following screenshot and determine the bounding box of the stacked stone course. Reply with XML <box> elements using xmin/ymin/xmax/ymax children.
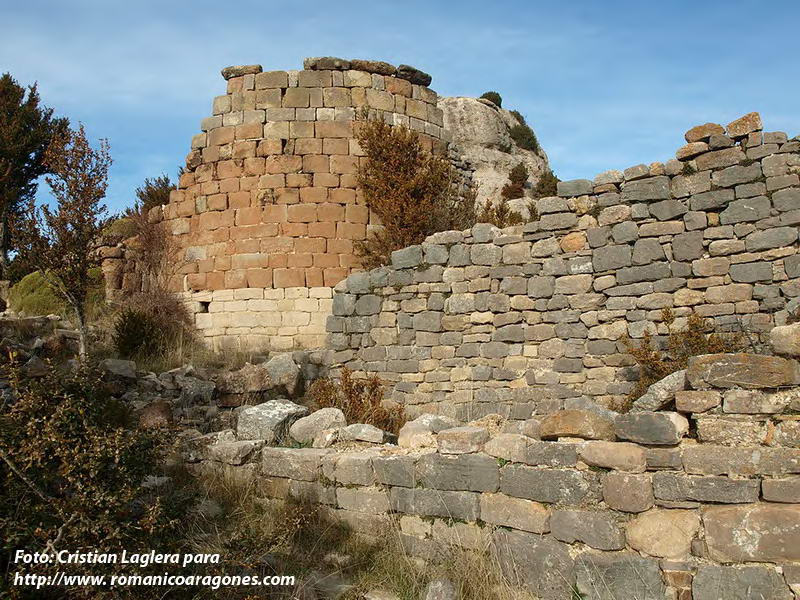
<box><xmin>102</xmin><ymin>57</ymin><xmax>449</xmax><ymax>351</ymax></box>
<box><xmin>194</xmin><ymin>352</ymin><xmax>800</xmax><ymax>600</ymax></box>
<box><xmin>329</xmin><ymin>112</ymin><xmax>800</xmax><ymax>413</ymax></box>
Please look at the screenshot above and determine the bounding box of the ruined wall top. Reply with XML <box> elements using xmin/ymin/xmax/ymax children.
<box><xmin>328</xmin><ymin>111</ymin><xmax>800</xmax><ymax>412</ymax></box>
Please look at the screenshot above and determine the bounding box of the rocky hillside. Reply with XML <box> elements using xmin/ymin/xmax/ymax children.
<box><xmin>440</xmin><ymin>97</ymin><xmax>550</xmax><ymax>207</ymax></box>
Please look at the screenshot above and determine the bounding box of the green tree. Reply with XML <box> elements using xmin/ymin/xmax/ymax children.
<box><xmin>0</xmin><ymin>73</ymin><xmax>68</xmax><ymax>279</ymax></box>
<box><xmin>126</xmin><ymin>173</ymin><xmax>175</xmax><ymax>216</ymax></box>
<box><xmin>19</xmin><ymin>124</ymin><xmax>111</xmax><ymax>358</ymax></box>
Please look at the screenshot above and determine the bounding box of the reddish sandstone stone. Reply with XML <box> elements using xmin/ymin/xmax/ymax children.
<box><xmin>206</xmin><ymin>271</ymin><xmax>225</xmax><ymax>290</ymax></box>
<box><xmin>224</xmin><ymin>269</ymin><xmax>248</xmax><ymax>288</ymax></box>
<box><xmin>302</xmin><ymin>154</ymin><xmax>330</xmax><ymax>173</ymax></box>
<box><xmin>313</xmin><ymin>253</ymin><xmax>340</xmax><ymax>268</ymax></box>
<box><xmin>265</xmin><ymin>155</ymin><xmax>302</xmax><ymax>174</ymax></box>
<box><xmin>295</xmin><ymin>238</ymin><xmax>326</xmax><ymax>253</ymax></box>
<box><xmin>323</xmin><ymin>267</ymin><xmax>348</xmax><ymax>286</ymax></box>
<box><xmin>280</xmin><ymin>222</ymin><xmax>308</xmax><ymax>236</ymax></box>
<box><xmin>336</xmin><ymin>222</ymin><xmax>365</xmax><ymax>240</ymax></box>
<box><xmin>322</xmin><ymin>138</ymin><xmax>349</xmax><ymax>155</ymax></box>
<box><xmin>276</xmin><ymin>188</ymin><xmax>300</xmax><ymax>204</ymax></box>
<box><xmin>299</xmin><ymin>187</ymin><xmax>328</xmax><ymax>203</ymax></box>
<box><xmin>287</xmin><ymin>253</ymin><xmax>313</xmax><ymax>268</ymax></box>
<box><xmin>286</xmin><ymin>173</ymin><xmax>313</xmax><ymax>187</ymax></box>
<box><xmin>330</xmin><ymin>188</ymin><xmax>356</xmax><ymax>204</ymax></box>
<box><xmin>345</xmin><ymin>204</ymin><xmax>369</xmax><ymax>224</ymax></box>
<box><xmin>308</xmin><ymin>222</ymin><xmax>336</xmax><ymax>238</ymax></box>
<box><xmin>330</xmin><ymin>155</ymin><xmax>358</xmax><ymax>174</ymax></box>
<box><xmin>228</xmin><ymin>191</ymin><xmax>251</xmax><ymax>208</ymax></box>
<box><xmin>726</xmin><ymin>112</ymin><xmax>763</xmax><ymax>138</ymax></box>
<box><xmin>684</xmin><ymin>122</ymin><xmax>724</xmax><ymax>143</ymax></box>
<box><xmin>305</xmin><ymin>268</ymin><xmax>324</xmax><ymax>287</ymax></box>
<box><xmin>313</xmin><ymin>173</ymin><xmax>339</xmax><ymax>187</ymax></box>
<box><xmin>287</xmin><ymin>204</ymin><xmax>317</xmax><ymax>223</ymax></box>
<box><xmin>263</xmin><ymin>205</ymin><xmax>287</xmax><ymax>222</ymax></box>
<box><xmin>274</xmin><ymin>268</ymin><xmax>305</xmax><ymax>287</ymax></box>
<box><xmin>246</xmin><ymin>268</ymin><xmax>272</xmax><ymax>288</ymax></box>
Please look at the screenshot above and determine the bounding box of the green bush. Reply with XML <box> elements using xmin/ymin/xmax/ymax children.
<box><xmin>103</xmin><ymin>216</ymin><xmax>137</xmax><ymax>239</ymax></box>
<box><xmin>112</xmin><ymin>306</ymin><xmax>164</xmax><ymax>359</ymax></box>
<box><xmin>8</xmin><ymin>268</ymin><xmax>105</xmax><ymax>318</ymax></box>
<box><xmin>508</xmin><ymin>111</ymin><xmax>540</xmax><ymax>153</ymax></box>
<box><xmin>501</xmin><ymin>163</ymin><xmax>529</xmax><ymax>200</ymax></box>
<box><xmin>532</xmin><ymin>169</ymin><xmax>560</xmax><ymax>199</ymax></box>
<box><xmin>509</xmin><ymin>124</ymin><xmax>539</xmax><ymax>153</ymax></box>
<box><xmin>480</xmin><ymin>91</ymin><xmax>502</xmax><ymax>107</ymax></box>
<box><xmin>7</xmin><ymin>271</ymin><xmax>64</xmax><ymax>316</ymax></box>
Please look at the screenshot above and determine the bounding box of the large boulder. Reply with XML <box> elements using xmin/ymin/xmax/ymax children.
<box><xmin>439</xmin><ymin>97</ymin><xmax>550</xmax><ymax>206</ymax></box>
<box><xmin>575</xmin><ymin>553</ymin><xmax>665</xmax><ymax>600</ymax></box>
<box><xmin>289</xmin><ymin>408</ymin><xmax>347</xmax><ymax>444</ymax></box>
<box><xmin>216</xmin><ymin>354</ymin><xmax>303</xmax><ymax>406</ymax></box>
<box><xmin>206</xmin><ymin>440</ymin><xmax>264</xmax><ymax>466</ymax></box>
<box><xmin>100</xmin><ymin>358</ymin><xmax>136</xmax><ymax>379</ymax></box>
<box><xmin>692</xmin><ymin>566</ymin><xmax>792</xmax><ymax>600</ymax></box>
<box><xmin>236</xmin><ymin>399</ymin><xmax>307</xmax><ymax>443</ymax></box>
<box><xmin>264</xmin><ymin>353</ymin><xmax>304</xmax><ymax>397</ymax></box>
<box><xmin>703</xmin><ymin>504</ymin><xmax>800</xmax><ymax>562</ymax></box>
<box><xmin>615</xmin><ymin>412</ymin><xmax>689</xmax><ymax>445</ymax></box>
<box><xmin>176</xmin><ymin>375</ymin><xmax>215</xmax><ymax>404</ymax></box>
<box><xmin>339</xmin><ymin>423</ymin><xmax>387</xmax><ymax>443</ymax></box>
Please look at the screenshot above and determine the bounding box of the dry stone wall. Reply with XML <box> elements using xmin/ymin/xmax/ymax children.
<box><xmin>192</xmin><ymin>353</ymin><xmax>800</xmax><ymax>600</ymax></box>
<box><xmin>103</xmin><ymin>57</ymin><xmax>448</xmax><ymax>352</ymax></box>
<box><xmin>328</xmin><ymin>112</ymin><xmax>800</xmax><ymax>414</ymax></box>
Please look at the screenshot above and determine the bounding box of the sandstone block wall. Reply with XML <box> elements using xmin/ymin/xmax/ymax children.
<box><xmin>328</xmin><ymin>113</ymin><xmax>800</xmax><ymax>414</ymax></box>
<box><xmin>104</xmin><ymin>58</ymin><xmax>448</xmax><ymax>352</ymax></box>
<box><xmin>193</xmin><ymin>354</ymin><xmax>800</xmax><ymax>600</ymax></box>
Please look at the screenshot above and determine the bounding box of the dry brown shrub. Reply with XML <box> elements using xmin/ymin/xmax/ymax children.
<box><xmin>108</xmin><ymin>210</ymin><xmax>196</xmax><ymax>367</ymax></box>
<box><xmin>623</xmin><ymin>308</ymin><xmax>745</xmax><ymax>404</ymax></box>
<box><xmin>307</xmin><ymin>367</ymin><xmax>405</xmax><ymax>434</ymax></box>
<box><xmin>354</xmin><ymin>114</ymin><xmax>476</xmax><ymax>269</ymax></box>
<box><xmin>476</xmin><ymin>197</ymin><xmax>526</xmax><ymax>227</ymax></box>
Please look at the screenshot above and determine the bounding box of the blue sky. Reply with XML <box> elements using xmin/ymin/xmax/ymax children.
<box><xmin>3</xmin><ymin>0</ymin><xmax>798</xmax><ymax>213</ymax></box>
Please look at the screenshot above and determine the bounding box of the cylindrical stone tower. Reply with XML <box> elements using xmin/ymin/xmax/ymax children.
<box><xmin>153</xmin><ymin>57</ymin><xmax>448</xmax><ymax>351</ymax></box>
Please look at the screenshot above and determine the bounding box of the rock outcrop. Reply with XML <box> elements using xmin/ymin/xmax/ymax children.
<box><xmin>439</xmin><ymin>96</ymin><xmax>550</xmax><ymax>207</ymax></box>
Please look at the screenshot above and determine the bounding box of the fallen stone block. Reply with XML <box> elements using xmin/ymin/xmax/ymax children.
<box><xmin>686</xmin><ymin>353</ymin><xmax>800</xmax><ymax>389</ymax></box>
<box><xmin>289</xmin><ymin>408</ymin><xmax>347</xmax><ymax>444</ymax></box>
<box><xmin>614</xmin><ymin>412</ymin><xmax>689</xmax><ymax>445</ymax></box>
<box><xmin>236</xmin><ymin>399</ymin><xmax>307</xmax><ymax>443</ymax></box>
<box><xmin>539</xmin><ymin>409</ymin><xmax>616</xmax><ymax>441</ymax></box>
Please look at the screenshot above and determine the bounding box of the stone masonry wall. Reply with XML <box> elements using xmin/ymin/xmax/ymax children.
<box><xmin>328</xmin><ymin>112</ymin><xmax>800</xmax><ymax>414</ymax></box>
<box><xmin>193</xmin><ymin>353</ymin><xmax>800</xmax><ymax>600</ymax></box>
<box><xmin>102</xmin><ymin>57</ymin><xmax>448</xmax><ymax>352</ymax></box>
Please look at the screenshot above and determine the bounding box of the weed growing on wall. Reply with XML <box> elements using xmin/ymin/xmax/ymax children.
<box><xmin>623</xmin><ymin>308</ymin><xmax>745</xmax><ymax>405</ymax></box>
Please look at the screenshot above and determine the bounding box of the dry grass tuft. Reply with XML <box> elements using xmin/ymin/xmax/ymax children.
<box><xmin>307</xmin><ymin>367</ymin><xmax>406</xmax><ymax>434</ymax></box>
